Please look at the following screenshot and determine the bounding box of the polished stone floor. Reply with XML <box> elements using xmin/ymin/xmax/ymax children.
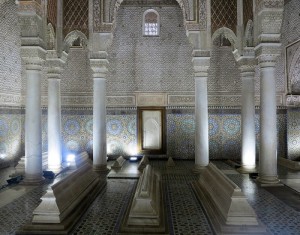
<box><xmin>0</xmin><ymin>160</ymin><xmax>299</xmax><ymax>235</ymax></box>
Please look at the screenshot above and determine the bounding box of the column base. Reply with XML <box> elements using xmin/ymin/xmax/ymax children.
<box><xmin>256</xmin><ymin>175</ymin><xmax>284</xmax><ymax>187</ymax></box>
<box><xmin>193</xmin><ymin>164</ymin><xmax>207</xmax><ymax>174</ymax></box>
<box><xmin>21</xmin><ymin>174</ymin><xmax>45</xmax><ymax>185</ymax></box>
<box><xmin>47</xmin><ymin>165</ymin><xmax>62</xmax><ymax>174</ymax></box>
<box><xmin>93</xmin><ymin>164</ymin><xmax>110</xmax><ymax>174</ymax></box>
<box><xmin>237</xmin><ymin>165</ymin><xmax>257</xmax><ymax>174</ymax></box>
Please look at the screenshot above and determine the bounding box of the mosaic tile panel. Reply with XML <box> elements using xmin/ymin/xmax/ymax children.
<box><xmin>167</xmin><ymin>110</ymin><xmax>287</xmax><ymax>160</ymax></box>
<box><xmin>61</xmin><ymin>114</ymin><xmax>93</xmax><ymax>156</ymax></box>
<box><xmin>167</xmin><ymin>113</ymin><xmax>195</xmax><ymax>159</ymax></box>
<box><xmin>106</xmin><ymin>115</ymin><xmax>137</xmax><ymax>156</ymax></box>
<box><xmin>43</xmin><ymin>111</ymin><xmax>138</xmax><ymax>159</ymax></box>
<box><xmin>0</xmin><ymin>107</ymin><xmax>288</xmax><ymax>164</ymax></box>
<box><xmin>0</xmin><ymin>112</ymin><xmax>23</xmax><ymax>165</ymax></box>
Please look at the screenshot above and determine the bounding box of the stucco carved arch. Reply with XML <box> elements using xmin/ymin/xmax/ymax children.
<box><xmin>108</xmin><ymin>0</ymin><xmax>190</xmax><ymax>30</ymax></box>
<box><xmin>211</xmin><ymin>27</ymin><xmax>238</xmax><ymax>51</ymax></box>
<box><xmin>63</xmin><ymin>30</ymin><xmax>88</xmax><ymax>53</ymax></box>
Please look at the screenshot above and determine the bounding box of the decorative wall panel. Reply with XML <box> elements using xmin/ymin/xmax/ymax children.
<box><xmin>107</xmin><ymin>115</ymin><xmax>137</xmax><ymax>156</ymax></box>
<box><xmin>0</xmin><ymin>109</ymin><xmax>24</xmax><ymax>166</ymax></box>
<box><xmin>106</xmin><ymin>5</ymin><xmax>194</xmax><ymax>94</ymax></box>
<box><xmin>208</xmin><ymin>46</ymin><xmax>241</xmax><ymax>94</ymax></box>
<box><xmin>60</xmin><ymin>48</ymin><xmax>92</xmax><ymax>94</ymax></box>
<box><xmin>0</xmin><ymin>0</ymin><xmax>22</xmax><ymax>99</ymax></box>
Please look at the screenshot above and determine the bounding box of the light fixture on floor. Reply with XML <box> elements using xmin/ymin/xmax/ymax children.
<box><xmin>129</xmin><ymin>156</ymin><xmax>138</xmax><ymax>162</ymax></box>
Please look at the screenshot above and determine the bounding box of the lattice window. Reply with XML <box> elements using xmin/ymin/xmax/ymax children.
<box><xmin>143</xmin><ymin>10</ymin><xmax>160</xmax><ymax>36</ymax></box>
<box><xmin>47</xmin><ymin>0</ymin><xmax>57</xmax><ymax>30</ymax></box>
<box><xmin>211</xmin><ymin>0</ymin><xmax>237</xmax><ymax>34</ymax></box>
<box><xmin>63</xmin><ymin>0</ymin><xmax>89</xmax><ymax>37</ymax></box>
<box><xmin>243</xmin><ymin>0</ymin><xmax>253</xmax><ymax>28</ymax></box>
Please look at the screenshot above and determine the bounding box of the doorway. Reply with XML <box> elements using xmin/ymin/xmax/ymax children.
<box><xmin>138</xmin><ymin>107</ymin><xmax>166</xmax><ymax>154</ymax></box>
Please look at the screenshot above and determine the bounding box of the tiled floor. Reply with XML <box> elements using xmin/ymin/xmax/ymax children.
<box><xmin>0</xmin><ymin>160</ymin><xmax>299</xmax><ymax>235</ymax></box>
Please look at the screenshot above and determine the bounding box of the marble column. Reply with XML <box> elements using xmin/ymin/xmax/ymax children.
<box><xmin>47</xmin><ymin>77</ymin><xmax>62</xmax><ymax>172</ymax></box>
<box><xmin>238</xmin><ymin>66</ymin><xmax>256</xmax><ymax>173</ymax></box>
<box><xmin>90</xmin><ymin>58</ymin><xmax>109</xmax><ymax>173</ymax></box>
<box><xmin>194</xmin><ymin>76</ymin><xmax>209</xmax><ymax>170</ymax></box>
<box><xmin>192</xmin><ymin>51</ymin><xmax>210</xmax><ymax>172</ymax></box>
<box><xmin>257</xmin><ymin>62</ymin><xmax>280</xmax><ymax>184</ymax></box>
<box><xmin>46</xmin><ymin>51</ymin><xmax>66</xmax><ymax>172</ymax></box>
<box><xmin>24</xmin><ymin>63</ymin><xmax>44</xmax><ymax>184</ymax></box>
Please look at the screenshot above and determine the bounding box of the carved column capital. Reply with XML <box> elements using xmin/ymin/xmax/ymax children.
<box><xmin>192</xmin><ymin>50</ymin><xmax>211</xmax><ymax>77</ymax></box>
<box><xmin>90</xmin><ymin>56</ymin><xmax>109</xmax><ymax>78</ymax></box>
<box><xmin>254</xmin><ymin>43</ymin><xmax>281</xmax><ymax>68</ymax></box>
<box><xmin>46</xmin><ymin>50</ymin><xmax>67</xmax><ymax>79</ymax></box>
<box><xmin>21</xmin><ymin>46</ymin><xmax>46</xmax><ymax>71</ymax></box>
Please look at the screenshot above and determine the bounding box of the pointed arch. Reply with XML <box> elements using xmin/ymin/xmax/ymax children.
<box><xmin>211</xmin><ymin>27</ymin><xmax>238</xmax><ymax>51</ymax></box>
<box><xmin>63</xmin><ymin>30</ymin><xmax>88</xmax><ymax>53</ymax></box>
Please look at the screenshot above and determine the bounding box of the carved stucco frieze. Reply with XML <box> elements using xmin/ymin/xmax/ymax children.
<box><xmin>255</xmin><ymin>0</ymin><xmax>284</xmax><ymax>45</ymax></box>
<box><xmin>136</xmin><ymin>93</ymin><xmax>167</xmax><ymax>106</ymax></box>
<box><xmin>255</xmin><ymin>0</ymin><xmax>284</xmax><ymax>13</ymax></box>
<box><xmin>0</xmin><ymin>93</ymin><xmax>23</xmax><ymax>106</ymax></box>
<box><xmin>260</xmin><ymin>12</ymin><xmax>283</xmax><ymax>35</ymax></box>
<box><xmin>168</xmin><ymin>95</ymin><xmax>195</xmax><ymax>105</ymax></box>
<box><xmin>107</xmin><ymin>96</ymin><xmax>136</xmax><ymax>106</ymax></box>
<box><xmin>286</xmin><ymin>95</ymin><xmax>300</xmax><ymax>107</ymax></box>
<box><xmin>61</xmin><ymin>96</ymin><xmax>93</xmax><ymax>106</ymax></box>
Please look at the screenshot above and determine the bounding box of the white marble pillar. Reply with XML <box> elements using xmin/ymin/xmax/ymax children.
<box><xmin>194</xmin><ymin>76</ymin><xmax>209</xmax><ymax>171</ymax></box>
<box><xmin>24</xmin><ymin>68</ymin><xmax>44</xmax><ymax>184</ymax></box>
<box><xmin>239</xmin><ymin>69</ymin><xmax>256</xmax><ymax>172</ymax></box>
<box><xmin>93</xmin><ymin>77</ymin><xmax>108</xmax><ymax>172</ymax></box>
<box><xmin>47</xmin><ymin>78</ymin><xmax>62</xmax><ymax>172</ymax></box>
<box><xmin>258</xmin><ymin>64</ymin><xmax>280</xmax><ymax>184</ymax></box>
